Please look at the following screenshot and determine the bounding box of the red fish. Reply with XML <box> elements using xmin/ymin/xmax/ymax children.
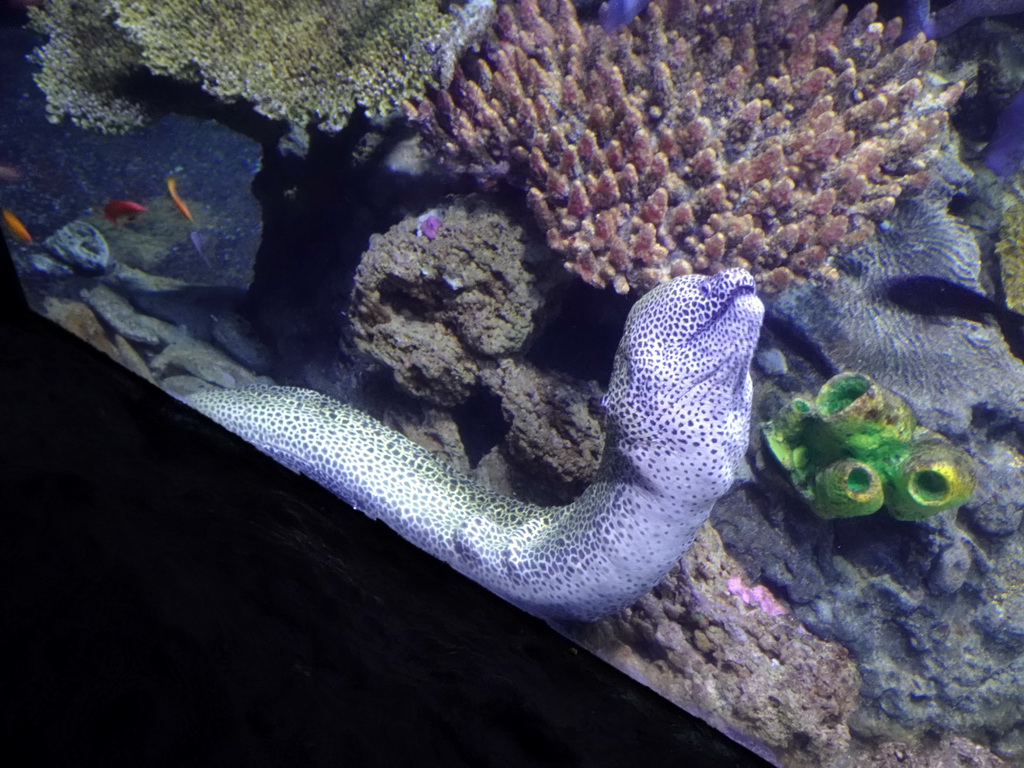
<box><xmin>103</xmin><ymin>200</ymin><xmax>147</xmax><ymax>222</ymax></box>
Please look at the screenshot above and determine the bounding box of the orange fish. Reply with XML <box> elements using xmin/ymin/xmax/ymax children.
<box><xmin>2</xmin><ymin>208</ymin><xmax>32</xmax><ymax>242</ymax></box>
<box><xmin>167</xmin><ymin>177</ymin><xmax>193</xmax><ymax>221</ymax></box>
<box><xmin>104</xmin><ymin>200</ymin><xmax>147</xmax><ymax>222</ymax></box>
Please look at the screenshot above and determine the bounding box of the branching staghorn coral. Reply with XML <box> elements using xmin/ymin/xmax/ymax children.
<box><xmin>411</xmin><ymin>0</ymin><xmax>964</xmax><ymax>292</ymax></box>
<box><xmin>29</xmin><ymin>0</ymin><xmax>485</xmax><ymax>140</ymax></box>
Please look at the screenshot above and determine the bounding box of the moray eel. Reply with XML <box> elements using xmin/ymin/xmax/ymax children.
<box><xmin>186</xmin><ymin>269</ymin><xmax>764</xmax><ymax>622</ymax></box>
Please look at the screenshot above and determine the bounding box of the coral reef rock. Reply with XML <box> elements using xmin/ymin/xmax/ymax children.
<box><xmin>43</xmin><ymin>297</ymin><xmax>122</xmax><ymax>361</ymax></box>
<box><xmin>149</xmin><ymin>341</ymin><xmax>262</xmax><ymax>390</ymax></box>
<box><xmin>80</xmin><ymin>284</ymin><xmax>180</xmax><ymax>347</ymax></box>
<box><xmin>571</xmin><ymin>525</ymin><xmax>861</xmax><ymax>768</ymax></box>
<box><xmin>43</xmin><ymin>220</ymin><xmax>111</xmax><ymax>275</ymax></box>
<box><xmin>29</xmin><ymin>0</ymin><xmax>477</xmax><ymax>142</ymax></box>
<box><xmin>480</xmin><ymin>359</ymin><xmax>604</xmax><ymax>489</ymax></box>
<box><xmin>211</xmin><ymin>312</ymin><xmax>274</xmax><ymax>376</ymax></box>
<box><xmin>721</xmin><ymin>195</ymin><xmax>1024</xmax><ymax>759</ymax></box>
<box><xmin>856</xmin><ymin>734</ymin><xmax>1009</xmax><ymax>767</ymax></box>
<box><xmin>351</xmin><ymin>195</ymin><xmax>561</xmax><ymax>407</ymax></box>
<box><xmin>42</xmin><ymin>297</ymin><xmax>154</xmax><ymax>383</ymax></box>
<box><xmin>411</xmin><ymin>0</ymin><xmax>963</xmax><ymax>293</ymax></box>
<box><xmin>72</xmin><ymin>283</ymin><xmax>271</xmax><ymax>393</ymax></box>
<box><xmin>713</xmin><ymin>475</ymin><xmax>1024</xmax><ymax>764</ymax></box>
<box><xmin>351</xmin><ymin>196</ymin><xmax>605</xmax><ymax>493</ymax></box>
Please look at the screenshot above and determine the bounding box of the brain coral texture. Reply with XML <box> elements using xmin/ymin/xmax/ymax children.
<box><xmin>411</xmin><ymin>0</ymin><xmax>963</xmax><ymax>292</ymax></box>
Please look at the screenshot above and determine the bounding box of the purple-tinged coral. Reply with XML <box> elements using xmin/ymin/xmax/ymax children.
<box><xmin>901</xmin><ymin>2</ymin><xmax>1024</xmax><ymax>177</ymax></box>
<box><xmin>903</xmin><ymin>0</ymin><xmax>1024</xmax><ymax>39</ymax></box>
<box><xmin>598</xmin><ymin>0</ymin><xmax>653</xmax><ymax>32</ymax></box>
<box><xmin>411</xmin><ymin>0</ymin><xmax>964</xmax><ymax>292</ymax></box>
<box><xmin>986</xmin><ymin>86</ymin><xmax>1024</xmax><ymax>177</ymax></box>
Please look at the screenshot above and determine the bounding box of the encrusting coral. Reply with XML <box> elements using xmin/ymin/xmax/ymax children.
<box><xmin>411</xmin><ymin>0</ymin><xmax>964</xmax><ymax>292</ymax></box>
<box><xmin>28</xmin><ymin>0</ymin><xmax>478</xmax><ymax>140</ymax></box>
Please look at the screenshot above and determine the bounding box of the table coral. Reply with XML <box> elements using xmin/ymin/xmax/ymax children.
<box><xmin>28</xmin><ymin>0</ymin><xmax>470</xmax><ymax>140</ymax></box>
<box><xmin>411</xmin><ymin>0</ymin><xmax>964</xmax><ymax>292</ymax></box>
<box><xmin>27</xmin><ymin>0</ymin><xmax>149</xmax><ymax>133</ymax></box>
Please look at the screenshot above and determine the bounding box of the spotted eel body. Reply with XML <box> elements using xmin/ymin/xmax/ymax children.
<box><xmin>186</xmin><ymin>269</ymin><xmax>763</xmax><ymax>621</ymax></box>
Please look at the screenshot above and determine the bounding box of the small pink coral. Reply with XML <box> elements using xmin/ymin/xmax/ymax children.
<box><xmin>417</xmin><ymin>210</ymin><xmax>443</xmax><ymax>240</ymax></box>
<box><xmin>727</xmin><ymin>576</ymin><xmax>789</xmax><ymax>617</ymax></box>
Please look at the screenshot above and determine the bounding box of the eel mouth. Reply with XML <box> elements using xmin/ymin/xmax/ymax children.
<box><xmin>697</xmin><ymin>272</ymin><xmax>761</xmax><ymax>337</ymax></box>
<box><xmin>674</xmin><ymin>275</ymin><xmax>761</xmax><ymax>395</ymax></box>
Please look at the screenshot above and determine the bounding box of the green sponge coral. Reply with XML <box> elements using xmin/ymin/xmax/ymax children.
<box><xmin>763</xmin><ymin>373</ymin><xmax>976</xmax><ymax>521</ymax></box>
<box><xmin>887</xmin><ymin>435</ymin><xmax>977</xmax><ymax>521</ymax></box>
<box><xmin>812</xmin><ymin>459</ymin><xmax>886</xmax><ymax>519</ymax></box>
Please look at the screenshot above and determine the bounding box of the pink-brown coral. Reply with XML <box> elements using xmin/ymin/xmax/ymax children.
<box><xmin>572</xmin><ymin>526</ymin><xmax>861</xmax><ymax>767</ymax></box>
<box><xmin>410</xmin><ymin>0</ymin><xmax>963</xmax><ymax>292</ymax></box>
